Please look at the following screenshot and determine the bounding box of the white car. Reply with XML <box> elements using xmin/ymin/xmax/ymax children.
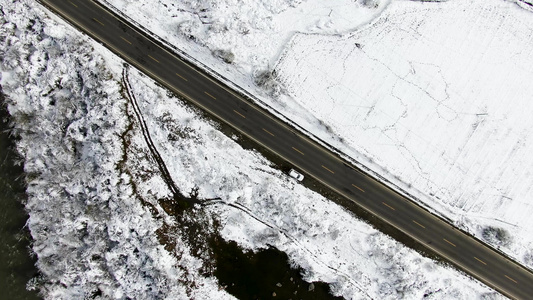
<box><xmin>288</xmin><ymin>168</ymin><xmax>304</xmax><ymax>181</ymax></box>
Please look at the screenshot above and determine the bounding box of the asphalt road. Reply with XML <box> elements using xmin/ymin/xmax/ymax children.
<box><xmin>39</xmin><ymin>0</ymin><xmax>533</xmax><ymax>298</ymax></box>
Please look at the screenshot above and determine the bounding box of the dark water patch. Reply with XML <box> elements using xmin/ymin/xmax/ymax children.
<box><xmin>0</xmin><ymin>89</ymin><xmax>41</xmax><ymax>299</ymax></box>
<box><xmin>212</xmin><ymin>237</ymin><xmax>342</xmax><ymax>300</ymax></box>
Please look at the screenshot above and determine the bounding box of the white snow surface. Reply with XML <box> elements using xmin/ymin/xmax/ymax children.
<box><xmin>102</xmin><ymin>0</ymin><xmax>533</xmax><ymax>271</ymax></box>
<box><xmin>0</xmin><ymin>0</ymin><xmax>526</xmax><ymax>299</ymax></box>
<box><xmin>102</xmin><ymin>0</ymin><xmax>388</xmax><ymax>74</ymax></box>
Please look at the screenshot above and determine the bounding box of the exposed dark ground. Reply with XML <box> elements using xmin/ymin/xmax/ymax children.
<box><xmin>212</xmin><ymin>238</ymin><xmax>342</xmax><ymax>300</ymax></box>
<box><xmin>0</xmin><ymin>89</ymin><xmax>41</xmax><ymax>300</ymax></box>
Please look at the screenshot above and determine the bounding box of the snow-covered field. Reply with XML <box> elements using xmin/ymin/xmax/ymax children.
<box><xmin>102</xmin><ymin>0</ymin><xmax>533</xmax><ymax>273</ymax></box>
<box><xmin>0</xmin><ymin>0</ymin><xmax>510</xmax><ymax>298</ymax></box>
<box><xmin>274</xmin><ymin>0</ymin><xmax>533</xmax><ymax>268</ymax></box>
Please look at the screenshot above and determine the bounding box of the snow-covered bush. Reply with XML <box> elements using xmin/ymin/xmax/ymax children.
<box><xmin>481</xmin><ymin>227</ymin><xmax>511</xmax><ymax>247</ymax></box>
<box><xmin>0</xmin><ymin>1</ymin><xmax>228</xmax><ymax>298</ymax></box>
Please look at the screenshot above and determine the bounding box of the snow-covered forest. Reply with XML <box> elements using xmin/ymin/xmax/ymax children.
<box><xmin>0</xmin><ymin>0</ymin><xmax>528</xmax><ymax>298</ymax></box>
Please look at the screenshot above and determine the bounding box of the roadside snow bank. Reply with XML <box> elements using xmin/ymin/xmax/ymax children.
<box><xmin>100</xmin><ymin>0</ymin><xmax>390</xmax><ymax>96</ymax></box>
<box><xmin>102</xmin><ymin>0</ymin><xmax>533</xmax><ymax>275</ymax></box>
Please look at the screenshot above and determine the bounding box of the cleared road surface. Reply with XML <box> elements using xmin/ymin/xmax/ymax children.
<box><xmin>39</xmin><ymin>0</ymin><xmax>533</xmax><ymax>298</ymax></box>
